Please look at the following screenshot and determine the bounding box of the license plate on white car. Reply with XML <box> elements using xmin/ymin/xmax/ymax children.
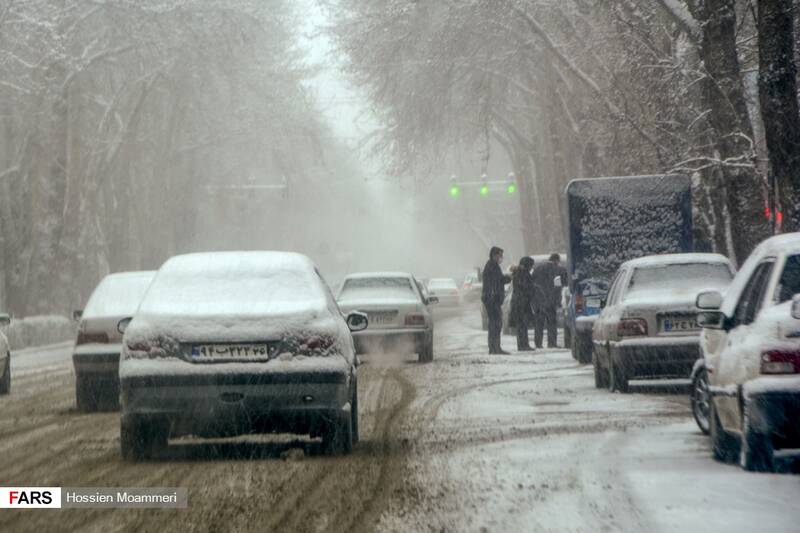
<box><xmin>191</xmin><ymin>344</ymin><xmax>271</xmax><ymax>359</ymax></box>
<box><xmin>368</xmin><ymin>311</ymin><xmax>397</xmax><ymax>325</ymax></box>
<box><xmin>660</xmin><ymin>316</ymin><xmax>699</xmax><ymax>333</ymax></box>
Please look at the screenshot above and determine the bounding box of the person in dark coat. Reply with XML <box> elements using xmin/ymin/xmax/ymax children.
<box><xmin>481</xmin><ymin>246</ymin><xmax>512</xmax><ymax>354</ymax></box>
<box><xmin>510</xmin><ymin>256</ymin><xmax>536</xmax><ymax>351</ymax></box>
<box><xmin>533</xmin><ymin>253</ymin><xmax>567</xmax><ymax>348</ymax></box>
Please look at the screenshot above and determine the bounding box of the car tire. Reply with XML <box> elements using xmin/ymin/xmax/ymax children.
<box><xmin>710</xmin><ymin>401</ymin><xmax>739</xmax><ymax>464</ymax></box>
<box><xmin>609</xmin><ymin>353</ymin><xmax>629</xmax><ymax>393</ymax></box>
<box><xmin>574</xmin><ymin>333</ymin><xmax>592</xmax><ymax>365</ymax></box>
<box><xmin>690</xmin><ymin>368</ymin><xmax>711</xmax><ymax>435</ymax></box>
<box><xmin>351</xmin><ymin>377</ymin><xmax>359</xmax><ymax>446</ymax></box>
<box><xmin>593</xmin><ymin>350</ymin><xmax>608</xmax><ymax>389</ymax></box>
<box><xmin>740</xmin><ymin>401</ymin><xmax>774</xmax><ymax>472</ymax></box>
<box><xmin>75</xmin><ymin>376</ymin><xmax>98</xmax><ymax>412</ymax></box>
<box><xmin>564</xmin><ymin>326</ymin><xmax>572</xmax><ymax>350</ymax></box>
<box><xmin>323</xmin><ymin>412</ymin><xmax>353</xmax><ymax>456</ymax></box>
<box><xmin>120</xmin><ymin>416</ymin><xmax>168</xmax><ymax>462</ymax></box>
<box><xmin>0</xmin><ymin>355</ymin><xmax>10</xmax><ymax>395</ymax></box>
<box><xmin>418</xmin><ymin>334</ymin><xmax>434</xmax><ymax>363</ymax></box>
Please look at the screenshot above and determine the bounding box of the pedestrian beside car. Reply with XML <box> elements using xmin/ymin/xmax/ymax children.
<box><xmin>482</xmin><ymin>246</ymin><xmax>512</xmax><ymax>354</ymax></box>
<box><xmin>510</xmin><ymin>256</ymin><xmax>536</xmax><ymax>352</ymax></box>
<box><xmin>533</xmin><ymin>253</ymin><xmax>567</xmax><ymax>348</ymax></box>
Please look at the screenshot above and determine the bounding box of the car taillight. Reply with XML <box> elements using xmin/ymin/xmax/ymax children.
<box><xmin>405</xmin><ymin>313</ymin><xmax>426</xmax><ymax>327</ymax></box>
<box><xmin>760</xmin><ymin>350</ymin><xmax>800</xmax><ymax>374</ymax></box>
<box><xmin>618</xmin><ymin>318</ymin><xmax>647</xmax><ymax>337</ymax></box>
<box><xmin>76</xmin><ymin>331</ymin><xmax>109</xmax><ymax>345</ymax></box>
<box><xmin>125</xmin><ymin>338</ymin><xmax>161</xmax><ymax>353</ymax></box>
<box><xmin>299</xmin><ymin>336</ymin><xmax>334</xmax><ymax>354</ymax></box>
<box><xmin>575</xmin><ymin>293</ymin><xmax>585</xmax><ymax>314</ymax></box>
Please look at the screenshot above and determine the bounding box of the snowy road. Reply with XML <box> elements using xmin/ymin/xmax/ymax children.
<box><xmin>0</xmin><ymin>307</ymin><xmax>797</xmax><ymax>532</ymax></box>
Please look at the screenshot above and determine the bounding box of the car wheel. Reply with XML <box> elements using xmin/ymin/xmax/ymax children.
<box><xmin>740</xmin><ymin>400</ymin><xmax>774</xmax><ymax>472</ymax></box>
<box><xmin>121</xmin><ymin>415</ymin><xmax>168</xmax><ymax>462</ymax></box>
<box><xmin>592</xmin><ymin>349</ymin><xmax>608</xmax><ymax>389</ymax></box>
<box><xmin>574</xmin><ymin>333</ymin><xmax>592</xmax><ymax>365</ymax></box>
<box><xmin>690</xmin><ymin>368</ymin><xmax>711</xmax><ymax>435</ymax></box>
<box><xmin>323</xmin><ymin>412</ymin><xmax>353</xmax><ymax>456</ymax></box>
<box><xmin>564</xmin><ymin>326</ymin><xmax>572</xmax><ymax>350</ymax></box>
<box><xmin>0</xmin><ymin>355</ymin><xmax>9</xmax><ymax>395</ymax></box>
<box><xmin>710</xmin><ymin>401</ymin><xmax>739</xmax><ymax>463</ymax></box>
<box><xmin>418</xmin><ymin>334</ymin><xmax>434</xmax><ymax>363</ymax></box>
<box><xmin>609</xmin><ymin>353</ymin><xmax>629</xmax><ymax>393</ymax></box>
<box><xmin>75</xmin><ymin>376</ymin><xmax>98</xmax><ymax>412</ymax></box>
<box><xmin>351</xmin><ymin>377</ymin><xmax>359</xmax><ymax>446</ymax></box>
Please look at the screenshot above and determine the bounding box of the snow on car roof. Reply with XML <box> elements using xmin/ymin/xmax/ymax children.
<box><xmin>621</xmin><ymin>253</ymin><xmax>732</xmax><ymax>269</ymax></box>
<box><xmin>139</xmin><ymin>252</ymin><xmax>328</xmax><ymax>317</ymax></box>
<box><xmin>343</xmin><ymin>271</ymin><xmax>413</xmax><ymax>280</ymax></box>
<box><xmin>751</xmin><ymin>232</ymin><xmax>800</xmax><ymax>256</ymax></box>
<box><xmin>83</xmin><ymin>270</ymin><xmax>157</xmax><ymax>319</ymax></box>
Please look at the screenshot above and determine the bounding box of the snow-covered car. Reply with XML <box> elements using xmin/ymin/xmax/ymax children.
<box><xmin>592</xmin><ymin>253</ymin><xmax>734</xmax><ymax>393</ymax></box>
<box><xmin>696</xmin><ymin>233</ymin><xmax>800</xmax><ymax>471</ymax></box>
<box><xmin>118</xmin><ymin>252</ymin><xmax>367</xmax><ymax>460</ymax></box>
<box><xmin>72</xmin><ymin>271</ymin><xmax>156</xmax><ymax>411</ymax></box>
<box><xmin>337</xmin><ymin>272</ymin><xmax>436</xmax><ymax>362</ymax></box>
<box><xmin>0</xmin><ymin>313</ymin><xmax>11</xmax><ymax>395</ymax></box>
<box><xmin>427</xmin><ymin>278</ymin><xmax>460</xmax><ymax>307</ymax></box>
<box><xmin>461</xmin><ymin>271</ymin><xmax>482</xmax><ymax>302</ymax></box>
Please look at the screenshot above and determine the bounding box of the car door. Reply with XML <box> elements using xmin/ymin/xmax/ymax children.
<box><xmin>714</xmin><ymin>258</ymin><xmax>776</xmax><ymax>431</ymax></box>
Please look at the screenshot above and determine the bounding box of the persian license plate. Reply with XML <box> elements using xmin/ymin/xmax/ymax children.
<box><xmin>368</xmin><ymin>311</ymin><xmax>397</xmax><ymax>325</ymax></box>
<box><xmin>191</xmin><ymin>343</ymin><xmax>271</xmax><ymax>359</ymax></box>
<box><xmin>660</xmin><ymin>316</ymin><xmax>699</xmax><ymax>333</ymax></box>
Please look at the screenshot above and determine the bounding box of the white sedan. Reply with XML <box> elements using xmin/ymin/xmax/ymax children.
<box><xmin>697</xmin><ymin>233</ymin><xmax>800</xmax><ymax>471</ymax></box>
<box><xmin>337</xmin><ymin>272</ymin><xmax>437</xmax><ymax>362</ymax></box>
<box><xmin>119</xmin><ymin>252</ymin><xmax>367</xmax><ymax>460</ymax></box>
<box><xmin>427</xmin><ymin>278</ymin><xmax>461</xmax><ymax>307</ymax></box>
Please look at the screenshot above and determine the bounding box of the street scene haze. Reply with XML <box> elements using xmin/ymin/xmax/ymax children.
<box><xmin>0</xmin><ymin>1</ymin><xmax>799</xmax><ymax>532</ymax></box>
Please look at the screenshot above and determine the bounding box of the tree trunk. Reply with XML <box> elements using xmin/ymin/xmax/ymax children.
<box><xmin>758</xmin><ymin>0</ymin><xmax>800</xmax><ymax>231</ymax></box>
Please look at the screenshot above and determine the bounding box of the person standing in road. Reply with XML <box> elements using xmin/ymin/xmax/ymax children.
<box><xmin>533</xmin><ymin>253</ymin><xmax>567</xmax><ymax>349</ymax></box>
<box><xmin>482</xmin><ymin>246</ymin><xmax>512</xmax><ymax>354</ymax></box>
<box><xmin>510</xmin><ymin>256</ymin><xmax>536</xmax><ymax>352</ymax></box>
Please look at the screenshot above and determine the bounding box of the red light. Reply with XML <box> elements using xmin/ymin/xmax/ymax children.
<box><xmin>761</xmin><ymin>350</ymin><xmax>800</xmax><ymax>374</ymax></box>
<box><xmin>618</xmin><ymin>318</ymin><xmax>648</xmax><ymax>337</ymax></box>
<box><xmin>777</xmin><ymin>210</ymin><xmax>783</xmax><ymax>224</ymax></box>
<box><xmin>405</xmin><ymin>313</ymin><xmax>426</xmax><ymax>327</ymax></box>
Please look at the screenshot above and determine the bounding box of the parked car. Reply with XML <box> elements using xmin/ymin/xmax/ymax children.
<box><xmin>592</xmin><ymin>253</ymin><xmax>734</xmax><ymax>393</ymax></box>
<box><xmin>337</xmin><ymin>272</ymin><xmax>436</xmax><ymax>362</ymax></box>
<box><xmin>72</xmin><ymin>271</ymin><xmax>156</xmax><ymax>411</ymax></box>
<box><xmin>462</xmin><ymin>270</ymin><xmax>483</xmax><ymax>302</ymax></box>
<box><xmin>118</xmin><ymin>252</ymin><xmax>367</xmax><ymax>460</ymax></box>
<box><xmin>427</xmin><ymin>278</ymin><xmax>461</xmax><ymax>307</ymax></box>
<box><xmin>0</xmin><ymin>313</ymin><xmax>11</xmax><ymax>395</ymax></box>
<box><xmin>696</xmin><ymin>233</ymin><xmax>800</xmax><ymax>471</ymax></box>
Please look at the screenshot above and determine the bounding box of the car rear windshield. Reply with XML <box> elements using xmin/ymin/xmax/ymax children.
<box><xmin>428</xmin><ymin>279</ymin><xmax>456</xmax><ymax>289</ymax></box>
<box><xmin>342</xmin><ymin>277</ymin><xmax>413</xmax><ymax>292</ymax></box>
<box><xmin>83</xmin><ymin>274</ymin><xmax>154</xmax><ymax>319</ymax></box>
<box><xmin>627</xmin><ymin>263</ymin><xmax>732</xmax><ymax>295</ymax></box>
<box><xmin>140</xmin><ymin>262</ymin><xmax>325</xmax><ymax>316</ymax></box>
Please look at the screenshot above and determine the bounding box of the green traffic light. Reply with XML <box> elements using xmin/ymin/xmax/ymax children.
<box><xmin>449</xmin><ymin>185</ymin><xmax>460</xmax><ymax>197</ymax></box>
<box><xmin>479</xmin><ymin>185</ymin><xmax>489</xmax><ymax>196</ymax></box>
<box><xmin>507</xmin><ymin>183</ymin><xmax>516</xmax><ymax>194</ymax></box>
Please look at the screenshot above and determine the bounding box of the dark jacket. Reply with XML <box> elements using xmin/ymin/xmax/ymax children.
<box><xmin>481</xmin><ymin>258</ymin><xmax>510</xmax><ymax>307</ymax></box>
<box><xmin>510</xmin><ymin>265</ymin><xmax>536</xmax><ymax>325</ymax></box>
<box><xmin>532</xmin><ymin>261</ymin><xmax>567</xmax><ymax>309</ymax></box>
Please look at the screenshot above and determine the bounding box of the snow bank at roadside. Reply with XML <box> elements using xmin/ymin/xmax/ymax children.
<box><xmin>5</xmin><ymin>315</ymin><xmax>74</xmax><ymax>350</ymax></box>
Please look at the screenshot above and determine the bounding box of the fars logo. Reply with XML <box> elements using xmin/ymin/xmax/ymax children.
<box><xmin>0</xmin><ymin>487</ymin><xmax>61</xmax><ymax>508</ymax></box>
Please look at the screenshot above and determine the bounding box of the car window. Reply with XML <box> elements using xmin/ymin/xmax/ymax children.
<box><xmin>606</xmin><ymin>269</ymin><xmax>626</xmax><ymax>306</ymax></box>
<box><xmin>315</xmin><ymin>269</ymin><xmax>341</xmax><ymax>315</ymax></box>
<box><xmin>732</xmin><ymin>259</ymin><xmax>775</xmax><ymax>327</ymax></box>
<box><xmin>776</xmin><ymin>254</ymin><xmax>800</xmax><ymax>303</ymax></box>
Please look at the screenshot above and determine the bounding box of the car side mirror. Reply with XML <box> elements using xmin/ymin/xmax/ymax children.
<box><xmin>0</xmin><ymin>313</ymin><xmax>10</xmax><ymax>327</ymax></box>
<box><xmin>117</xmin><ymin>317</ymin><xmax>133</xmax><ymax>334</ymax></box>
<box><xmin>599</xmin><ymin>299</ymin><xmax>606</xmax><ymax>309</ymax></box>
<box><xmin>72</xmin><ymin>309</ymin><xmax>83</xmax><ymax>321</ymax></box>
<box><xmin>346</xmin><ymin>312</ymin><xmax>369</xmax><ymax>332</ymax></box>
<box><xmin>428</xmin><ymin>296</ymin><xmax>439</xmax><ymax>305</ymax></box>
<box><xmin>697</xmin><ymin>311</ymin><xmax>726</xmax><ymax>329</ymax></box>
<box><xmin>696</xmin><ymin>290</ymin><xmax>723</xmax><ymax>310</ymax></box>
<box><xmin>792</xmin><ymin>295</ymin><xmax>800</xmax><ymax>320</ymax></box>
